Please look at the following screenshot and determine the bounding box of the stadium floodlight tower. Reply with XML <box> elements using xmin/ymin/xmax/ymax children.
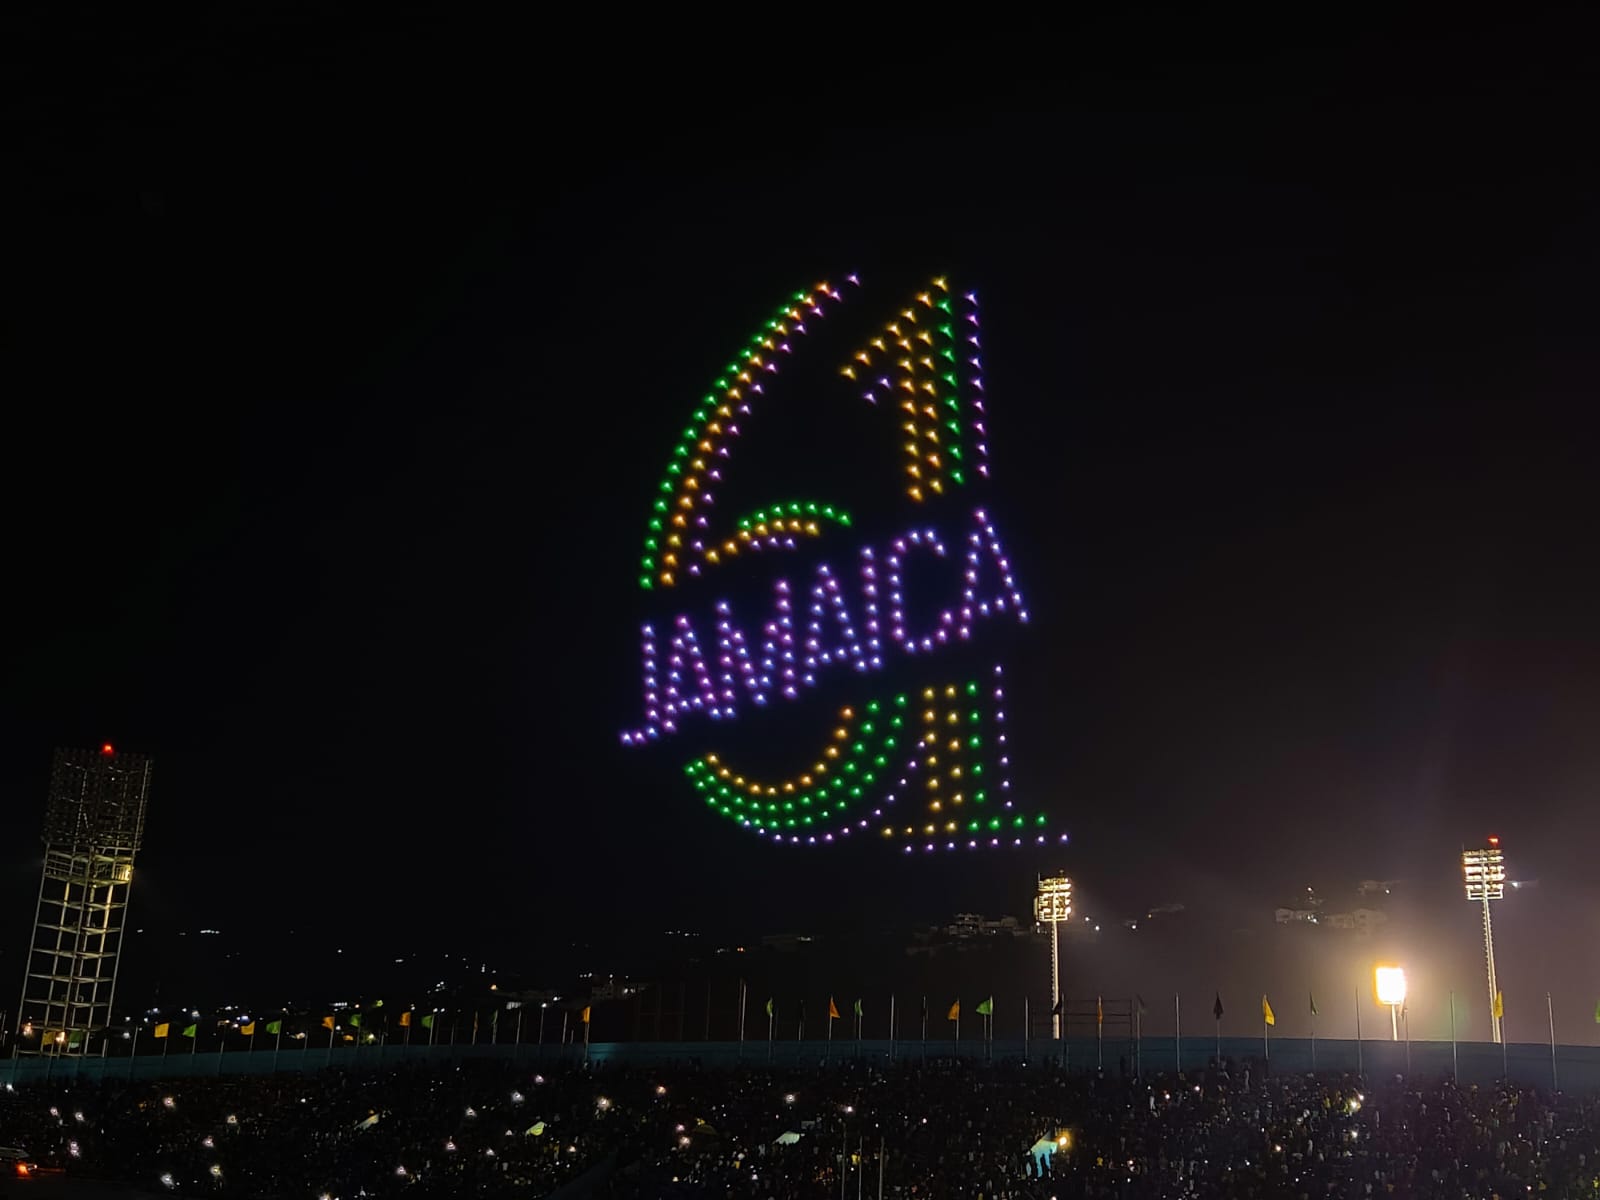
<box><xmin>1462</xmin><ymin>836</ymin><xmax>1506</xmax><ymax>1045</ymax></box>
<box><xmin>1034</xmin><ymin>874</ymin><xmax>1072</xmax><ymax>1037</ymax></box>
<box><xmin>14</xmin><ymin>745</ymin><xmax>150</xmax><ymax>1058</ymax></box>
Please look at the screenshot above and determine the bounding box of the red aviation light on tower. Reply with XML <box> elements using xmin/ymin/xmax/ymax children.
<box><xmin>1487</xmin><ymin>835</ymin><xmax>1500</xmax><ymax>847</ymax></box>
<box><xmin>100</xmin><ymin>743</ymin><xmax>115</xmax><ymax>757</ymax></box>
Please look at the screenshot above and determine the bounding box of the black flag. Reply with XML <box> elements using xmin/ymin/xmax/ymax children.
<box><xmin>1212</xmin><ymin>993</ymin><xmax>1224</xmax><ymax>1021</ymax></box>
<box><xmin>1136</xmin><ymin>994</ymin><xmax>1148</xmax><ymax>1015</ymax></box>
<box><xmin>1050</xmin><ymin>996</ymin><xmax>1064</xmax><ymax>1016</ymax></box>
<box><xmin>920</xmin><ymin>997</ymin><xmax>928</xmax><ymax>1020</ymax></box>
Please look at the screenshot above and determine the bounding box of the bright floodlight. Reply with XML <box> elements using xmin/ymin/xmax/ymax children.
<box><xmin>1374</xmin><ymin>966</ymin><xmax>1407</xmax><ymax>1007</ymax></box>
<box><xmin>1462</xmin><ymin>841</ymin><xmax>1505</xmax><ymax>901</ymax></box>
<box><xmin>1034</xmin><ymin>875</ymin><xmax>1072</xmax><ymax>922</ymax></box>
<box><xmin>1463</xmin><ymin>838</ymin><xmax>1506</xmax><ymax>1044</ymax></box>
<box><xmin>1035</xmin><ymin>874</ymin><xmax>1072</xmax><ymax>1041</ymax></box>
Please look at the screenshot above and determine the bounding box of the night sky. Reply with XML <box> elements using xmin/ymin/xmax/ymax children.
<box><xmin>6</xmin><ymin>18</ymin><xmax>1600</xmax><ymax>1034</ymax></box>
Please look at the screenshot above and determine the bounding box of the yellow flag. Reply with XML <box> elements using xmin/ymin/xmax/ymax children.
<box><xmin>398</xmin><ymin>1011</ymin><xmax>412</xmax><ymax>1028</ymax></box>
<box><xmin>154</xmin><ymin>1022</ymin><xmax>170</xmax><ymax>1039</ymax></box>
<box><xmin>827</xmin><ymin>997</ymin><xmax>841</xmax><ymax>1020</ymax></box>
<box><xmin>1493</xmin><ymin>991</ymin><xmax>1504</xmax><ymax>1019</ymax></box>
<box><xmin>581</xmin><ymin>1006</ymin><xmax>592</xmax><ymax>1024</ymax></box>
<box><xmin>1096</xmin><ymin>996</ymin><xmax>1104</xmax><ymax>1026</ymax></box>
<box><xmin>322</xmin><ymin>1015</ymin><xmax>335</xmax><ymax>1030</ymax></box>
<box><xmin>946</xmin><ymin>999</ymin><xmax>960</xmax><ymax>1021</ymax></box>
<box><xmin>1261</xmin><ymin>995</ymin><xmax>1276</xmax><ymax>1027</ymax></box>
<box><xmin>240</xmin><ymin>1022</ymin><xmax>256</xmax><ymax>1037</ymax></box>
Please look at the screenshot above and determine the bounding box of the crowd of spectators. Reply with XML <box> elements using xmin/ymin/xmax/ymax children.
<box><xmin>5</xmin><ymin>1055</ymin><xmax>1600</xmax><ymax>1197</ymax></box>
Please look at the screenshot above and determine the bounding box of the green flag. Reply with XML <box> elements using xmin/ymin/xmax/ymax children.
<box><xmin>976</xmin><ymin>997</ymin><xmax>993</xmax><ymax>1016</ymax></box>
<box><xmin>349</xmin><ymin>1013</ymin><xmax>363</xmax><ymax>1029</ymax></box>
<box><xmin>372</xmin><ymin>999</ymin><xmax>384</xmax><ymax>1008</ymax></box>
<box><xmin>67</xmin><ymin>1031</ymin><xmax>82</xmax><ymax>1048</ymax></box>
<box><xmin>182</xmin><ymin>1024</ymin><xmax>198</xmax><ymax>1038</ymax></box>
<box><xmin>852</xmin><ymin>999</ymin><xmax>863</xmax><ymax>1017</ymax></box>
<box><xmin>765</xmin><ymin>998</ymin><xmax>773</xmax><ymax>1017</ymax></box>
<box><xmin>1593</xmin><ymin>998</ymin><xmax>1600</xmax><ymax>1024</ymax></box>
<box><xmin>266</xmin><ymin>1020</ymin><xmax>283</xmax><ymax>1036</ymax></box>
<box><xmin>421</xmin><ymin>1014</ymin><xmax>435</xmax><ymax>1030</ymax></box>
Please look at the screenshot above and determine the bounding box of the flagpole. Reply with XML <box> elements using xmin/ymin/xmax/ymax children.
<box><xmin>1310</xmin><ymin>994</ymin><xmax>1317</xmax><ymax>1074</ymax></box>
<box><xmin>920</xmin><ymin>997</ymin><xmax>927</xmax><ymax>1062</ymax></box>
<box><xmin>273</xmin><ymin>1017</ymin><xmax>283</xmax><ymax>1074</ymax></box>
<box><xmin>768</xmin><ymin>1001</ymin><xmax>774</xmax><ymax>1063</ymax></box>
<box><xmin>584</xmin><ymin>1009</ymin><xmax>591</xmax><ymax>1064</ymax></box>
<box><xmin>1263</xmin><ymin>1009</ymin><xmax>1269</xmax><ymax>1067</ymax></box>
<box><xmin>1134</xmin><ymin>1000</ymin><xmax>1141</xmax><ymax>1077</ymax></box>
<box><xmin>1400</xmin><ymin>1001</ymin><xmax>1409</xmax><ymax>1074</ymax></box>
<box><xmin>889</xmin><ymin>994</ymin><xmax>896</xmax><ymax>1063</ymax></box>
<box><xmin>129</xmin><ymin>1026</ymin><xmax>138</xmax><ymax>1082</ymax></box>
<box><xmin>327</xmin><ymin>1019</ymin><xmax>335</xmax><ymax>1069</ymax></box>
<box><xmin>1354</xmin><ymin>989</ymin><xmax>1363</xmax><ymax>1079</ymax></box>
<box><xmin>1174</xmin><ymin>993</ymin><xmax>1181</xmax><ymax>1075</ymax></box>
<box><xmin>1449</xmin><ymin>991</ymin><xmax>1457</xmax><ymax>1083</ymax></box>
<box><xmin>1023</xmin><ymin>995</ymin><xmax>1029</xmax><ymax>1063</ymax></box>
<box><xmin>514</xmin><ymin>1007</ymin><xmax>524</xmax><ymax>1062</ymax></box>
<box><xmin>1547</xmin><ymin>992</ymin><xmax>1558</xmax><ymax>1091</ymax></box>
<box><xmin>1500</xmin><ymin>1001</ymin><xmax>1508</xmax><ymax>1079</ymax></box>
<box><xmin>1097</xmin><ymin>996</ymin><xmax>1103</xmax><ymax>1071</ymax></box>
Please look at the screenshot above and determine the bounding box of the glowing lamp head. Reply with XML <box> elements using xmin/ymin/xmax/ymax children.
<box><xmin>1487</xmin><ymin>835</ymin><xmax>1500</xmax><ymax>847</ymax></box>
<box><xmin>100</xmin><ymin>743</ymin><xmax>114</xmax><ymax>756</ymax></box>
<box><xmin>1374</xmin><ymin>965</ymin><xmax>1407</xmax><ymax>1007</ymax></box>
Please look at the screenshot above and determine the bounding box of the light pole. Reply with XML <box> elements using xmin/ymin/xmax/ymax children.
<box><xmin>1375</xmin><ymin>966</ymin><xmax>1406</xmax><ymax>1042</ymax></box>
<box><xmin>1034</xmin><ymin>875</ymin><xmax>1072</xmax><ymax>1038</ymax></box>
<box><xmin>1463</xmin><ymin>838</ymin><xmax>1506</xmax><ymax>1044</ymax></box>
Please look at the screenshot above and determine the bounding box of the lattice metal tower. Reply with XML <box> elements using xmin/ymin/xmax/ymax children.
<box><xmin>14</xmin><ymin>745</ymin><xmax>150</xmax><ymax>1057</ymax></box>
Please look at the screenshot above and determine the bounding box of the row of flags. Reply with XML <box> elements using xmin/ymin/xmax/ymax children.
<box><xmin>151</xmin><ymin>1006</ymin><xmax>595</xmax><ymax>1040</ymax></box>
<box><xmin>1229</xmin><ymin>991</ymin><xmax>1537</xmax><ymax>1025</ymax></box>
<box><xmin>766</xmin><ymin>990</ymin><xmax>1600</xmax><ymax>1031</ymax></box>
<box><xmin>763</xmin><ymin>996</ymin><xmax>1001</xmax><ymax>1023</ymax></box>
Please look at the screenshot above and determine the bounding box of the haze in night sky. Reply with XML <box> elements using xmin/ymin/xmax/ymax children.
<box><xmin>5</xmin><ymin>16</ymin><xmax>1599</xmax><ymax>1038</ymax></box>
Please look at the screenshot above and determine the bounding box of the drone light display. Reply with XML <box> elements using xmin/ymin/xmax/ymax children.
<box><xmin>622</xmin><ymin>274</ymin><xmax>1064</xmax><ymax>852</ymax></box>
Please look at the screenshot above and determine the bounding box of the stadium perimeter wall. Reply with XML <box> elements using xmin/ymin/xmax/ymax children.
<box><xmin>2</xmin><ymin>1037</ymin><xmax>1585</xmax><ymax>1090</ymax></box>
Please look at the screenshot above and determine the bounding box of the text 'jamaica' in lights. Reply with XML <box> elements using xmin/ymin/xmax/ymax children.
<box><xmin>620</xmin><ymin>273</ymin><xmax>1066</xmax><ymax>853</ymax></box>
